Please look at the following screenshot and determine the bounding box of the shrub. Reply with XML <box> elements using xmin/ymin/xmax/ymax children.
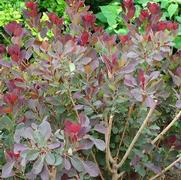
<box><xmin>38</xmin><ymin>0</ymin><xmax>66</xmax><ymax>17</ymax></box>
<box><xmin>0</xmin><ymin>0</ymin><xmax>180</xmax><ymax>179</ymax></box>
<box><xmin>96</xmin><ymin>0</ymin><xmax>181</xmax><ymax>49</ymax></box>
<box><xmin>0</xmin><ymin>0</ymin><xmax>24</xmax><ymax>27</ymax></box>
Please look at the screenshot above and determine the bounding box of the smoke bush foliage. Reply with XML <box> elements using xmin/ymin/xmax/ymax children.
<box><xmin>0</xmin><ymin>0</ymin><xmax>180</xmax><ymax>179</ymax></box>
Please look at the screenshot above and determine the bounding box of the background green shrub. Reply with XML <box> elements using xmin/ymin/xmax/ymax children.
<box><xmin>0</xmin><ymin>0</ymin><xmax>24</xmax><ymax>27</ymax></box>
<box><xmin>37</xmin><ymin>0</ymin><xmax>66</xmax><ymax>16</ymax></box>
<box><xmin>95</xmin><ymin>0</ymin><xmax>181</xmax><ymax>48</ymax></box>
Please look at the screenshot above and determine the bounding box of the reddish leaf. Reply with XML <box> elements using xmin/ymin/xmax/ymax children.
<box><xmin>147</xmin><ymin>2</ymin><xmax>160</xmax><ymax>15</ymax></box>
<box><xmin>138</xmin><ymin>69</ymin><xmax>145</xmax><ymax>89</ymax></box>
<box><xmin>81</xmin><ymin>31</ymin><xmax>89</xmax><ymax>45</ymax></box>
<box><xmin>3</xmin><ymin>92</ymin><xmax>18</xmax><ymax>106</ymax></box>
<box><xmin>139</xmin><ymin>10</ymin><xmax>150</xmax><ymax>21</ymax></box>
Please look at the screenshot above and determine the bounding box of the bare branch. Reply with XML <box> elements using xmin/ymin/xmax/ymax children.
<box><xmin>91</xmin><ymin>151</ymin><xmax>105</xmax><ymax>180</ymax></box>
<box><xmin>105</xmin><ymin>114</ymin><xmax>115</xmax><ymax>173</ymax></box>
<box><xmin>151</xmin><ymin>110</ymin><xmax>181</xmax><ymax>144</ymax></box>
<box><xmin>117</xmin><ymin>101</ymin><xmax>157</xmax><ymax>168</ymax></box>
<box><xmin>149</xmin><ymin>156</ymin><xmax>181</xmax><ymax>180</ymax></box>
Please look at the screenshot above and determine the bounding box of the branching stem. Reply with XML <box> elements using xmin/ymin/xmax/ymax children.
<box><xmin>151</xmin><ymin>110</ymin><xmax>181</xmax><ymax>144</ymax></box>
<box><xmin>116</xmin><ymin>102</ymin><xmax>157</xmax><ymax>168</ymax></box>
<box><xmin>149</xmin><ymin>156</ymin><xmax>181</xmax><ymax>180</ymax></box>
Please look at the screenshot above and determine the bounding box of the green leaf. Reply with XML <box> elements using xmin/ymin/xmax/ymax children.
<box><xmin>167</xmin><ymin>3</ymin><xmax>178</xmax><ymax>18</ymax></box>
<box><xmin>54</xmin><ymin>154</ymin><xmax>63</xmax><ymax>166</ymax></box>
<box><xmin>26</xmin><ymin>150</ymin><xmax>40</xmax><ymax>161</ymax></box>
<box><xmin>135</xmin><ymin>5</ymin><xmax>141</xmax><ymax>18</ymax></box>
<box><xmin>135</xmin><ymin>164</ymin><xmax>146</xmax><ymax>177</ymax></box>
<box><xmin>69</xmin><ymin>63</ymin><xmax>76</xmax><ymax>72</ymax></box>
<box><xmin>161</xmin><ymin>0</ymin><xmax>169</xmax><ymax>9</ymax></box>
<box><xmin>174</xmin><ymin>36</ymin><xmax>181</xmax><ymax>49</ymax></box>
<box><xmin>176</xmin><ymin>16</ymin><xmax>181</xmax><ymax>23</ymax></box>
<box><xmin>112</xmin><ymin>127</ymin><xmax>119</xmax><ymax>134</ymax></box>
<box><xmin>114</xmin><ymin>28</ymin><xmax>128</xmax><ymax>35</ymax></box>
<box><xmin>33</xmin><ymin>131</ymin><xmax>46</xmax><ymax>148</ymax></box>
<box><xmin>96</xmin><ymin>12</ymin><xmax>107</xmax><ymax>23</ymax></box>
<box><xmin>0</xmin><ymin>116</ymin><xmax>13</xmax><ymax>131</ymax></box>
<box><xmin>32</xmin><ymin>156</ymin><xmax>45</xmax><ymax>175</ymax></box>
<box><xmin>99</xmin><ymin>5</ymin><xmax>121</xmax><ymax>28</ymax></box>
<box><xmin>45</xmin><ymin>152</ymin><xmax>55</xmax><ymax>165</ymax></box>
<box><xmin>71</xmin><ymin>157</ymin><xmax>84</xmax><ymax>172</ymax></box>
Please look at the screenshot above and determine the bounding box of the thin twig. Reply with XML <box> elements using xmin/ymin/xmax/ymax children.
<box><xmin>149</xmin><ymin>156</ymin><xmax>181</xmax><ymax>180</ymax></box>
<box><xmin>107</xmin><ymin>115</ymin><xmax>116</xmax><ymax>163</ymax></box>
<box><xmin>118</xmin><ymin>171</ymin><xmax>125</xmax><ymax>179</ymax></box>
<box><xmin>117</xmin><ymin>101</ymin><xmax>157</xmax><ymax>168</ymax></box>
<box><xmin>151</xmin><ymin>110</ymin><xmax>181</xmax><ymax>144</ymax></box>
<box><xmin>116</xmin><ymin>103</ymin><xmax>134</xmax><ymax>159</ymax></box>
<box><xmin>67</xmin><ymin>87</ymin><xmax>80</xmax><ymax>121</ymax></box>
<box><xmin>91</xmin><ymin>151</ymin><xmax>105</xmax><ymax>180</ymax></box>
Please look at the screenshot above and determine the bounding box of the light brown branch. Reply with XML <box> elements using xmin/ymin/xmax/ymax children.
<box><xmin>105</xmin><ymin>114</ymin><xmax>115</xmax><ymax>173</ymax></box>
<box><xmin>91</xmin><ymin>151</ymin><xmax>105</xmax><ymax>180</ymax></box>
<box><xmin>117</xmin><ymin>101</ymin><xmax>157</xmax><ymax>168</ymax></box>
<box><xmin>149</xmin><ymin>156</ymin><xmax>181</xmax><ymax>180</ymax></box>
<box><xmin>107</xmin><ymin>115</ymin><xmax>116</xmax><ymax>163</ymax></box>
<box><xmin>151</xmin><ymin>110</ymin><xmax>181</xmax><ymax>144</ymax></box>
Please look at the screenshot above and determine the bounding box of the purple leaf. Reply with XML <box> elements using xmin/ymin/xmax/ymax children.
<box><xmin>14</xmin><ymin>143</ymin><xmax>28</xmax><ymax>153</ymax></box>
<box><xmin>90</xmin><ymin>59</ymin><xmax>99</xmax><ymax>71</ymax></box>
<box><xmin>52</xmin><ymin>41</ymin><xmax>63</xmax><ymax>53</ymax></box>
<box><xmin>94</xmin><ymin>123</ymin><xmax>107</xmax><ymax>134</ymax></box>
<box><xmin>24</xmin><ymin>127</ymin><xmax>34</xmax><ymax>140</ymax></box>
<box><xmin>119</xmin><ymin>63</ymin><xmax>137</xmax><ymax>74</ymax></box>
<box><xmin>78</xmin><ymin>139</ymin><xmax>94</xmax><ymax>150</ymax></box>
<box><xmin>70</xmin><ymin>157</ymin><xmax>84</xmax><ymax>172</ymax></box>
<box><xmin>74</xmin><ymin>104</ymin><xmax>84</xmax><ymax>110</ymax></box>
<box><xmin>26</xmin><ymin>172</ymin><xmax>37</xmax><ymax>180</ymax></box>
<box><xmin>25</xmin><ymin>49</ymin><xmax>33</xmax><ymax>60</ymax></box>
<box><xmin>73</xmin><ymin>92</ymin><xmax>84</xmax><ymax>99</ymax></box>
<box><xmin>79</xmin><ymin>113</ymin><xmax>90</xmax><ymax>127</ymax></box>
<box><xmin>40</xmin><ymin>165</ymin><xmax>49</xmax><ymax>180</ymax></box>
<box><xmin>47</xmin><ymin>142</ymin><xmax>61</xmax><ymax>149</ymax></box>
<box><xmin>93</xmin><ymin>100</ymin><xmax>103</xmax><ymax>108</ymax></box>
<box><xmin>89</xmin><ymin>136</ymin><xmax>106</xmax><ymax>151</ymax></box>
<box><xmin>38</xmin><ymin>120</ymin><xmax>51</xmax><ymax>141</ymax></box>
<box><xmin>82</xmin><ymin>161</ymin><xmax>99</xmax><ymax>177</ymax></box>
<box><xmin>152</xmin><ymin>53</ymin><xmax>163</xmax><ymax>61</ymax></box>
<box><xmin>124</xmin><ymin>75</ymin><xmax>137</xmax><ymax>87</ymax></box>
<box><xmin>130</xmin><ymin>155</ymin><xmax>141</xmax><ymax>166</ymax></box>
<box><xmin>32</xmin><ymin>156</ymin><xmax>45</xmax><ymax>175</ymax></box>
<box><xmin>127</xmin><ymin>51</ymin><xmax>138</xmax><ymax>58</ymax></box>
<box><xmin>131</xmin><ymin>88</ymin><xmax>143</xmax><ymax>101</ymax></box>
<box><xmin>144</xmin><ymin>163</ymin><xmax>161</xmax><ymax>174</ymax></box>
<box><xmin>176</xmin><ymin>100</ymin><xmax>181</xmax><ymax>109</ymax></box>
<box><xmin>81</xmin><ymin>57</ymin><xmax>92</xmax><ymax>65</ymax></box>
<box><xmin>64</xmin><ymin>158</ymin><xmax>71</xmax><ymax>170</ymax></box>
<box><xmin>0</xmin><ymin>60</ymin><xmax>11</xmax><ymax>67</ymax></box>
<box><xmin>149</xmin><ymin>71</ymin><xmax>160</xmax><ymax>81</ymax></box>
<box><xmin>2</xmin><ymin>161</ymin><xmax>15</xmax><ymax>178</ymax></box>
<box><xmin>64</xmin><ymin>40</ymin><xmax>75</xmax><ymax>55</ymax></box>
<box><xmin>145</xmin><ymin>96</ymin><xmax>156</xmax><ymax>108</ymax></box>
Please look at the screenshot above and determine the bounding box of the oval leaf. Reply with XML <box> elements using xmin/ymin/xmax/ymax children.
<box><xmin>82</xmin><ymin>161</ymin><xmax>99</xmax><ymax>177</ymax></box>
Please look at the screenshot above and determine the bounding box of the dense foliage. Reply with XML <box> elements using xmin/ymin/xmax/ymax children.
<box><xmin>37</xmin><ymin>0</ymin><xmax>66</xmax><ymax>16</ymax></box>
<box><xmin>0</xmin><ymin>0</ymin><xmax>24</xmax><ymax>27</ymax></box>
<box><xmin>0</xmin><ymin>0</ymin><xmax>181</xmax><ymax>179</ymax></box>
<box><xmin>0</xmin><ymin>0</ymin><xmax>66</xmax><ymax>28</ymax></box>
<box><xmin>96</xmin><ymin>0</ymin><xmax>181</xmax><ymax>49</ymax></box>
